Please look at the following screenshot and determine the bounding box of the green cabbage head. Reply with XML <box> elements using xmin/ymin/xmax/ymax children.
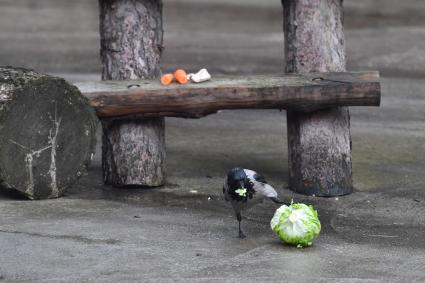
<box><xmin>270</xmin><ymin>203</ymin><xmax>321</xmax><ymax>248</ymax></box>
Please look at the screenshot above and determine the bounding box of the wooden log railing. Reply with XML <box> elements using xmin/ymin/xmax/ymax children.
<box><xmin>76</xmin><ymin>71</ymin><xmax>380</xmax><ymax>119</ymax></box>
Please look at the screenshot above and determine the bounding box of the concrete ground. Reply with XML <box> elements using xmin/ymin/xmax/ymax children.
<box><xmin>1</xmin><ymin>0</ymin><xmax>425</xmax><ymax>282</ymax></box>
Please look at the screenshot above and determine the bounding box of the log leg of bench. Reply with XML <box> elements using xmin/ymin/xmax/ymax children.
<box><xmin>99</xmin><ymin>0</ymin><xmax>166</xmax><ymax>187</ymax></box>
<box><xmin>102</xmin><ymin>118</ymin><xmax>165</xmax><ymax>186</ymax></box>
<box><xmin>283</xmin><ymin>0</ymin><xmax>353</xmax><ymax>196</ymax></box>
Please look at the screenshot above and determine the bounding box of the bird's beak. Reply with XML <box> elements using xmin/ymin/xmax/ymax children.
<box><xmin>239</xmin><ymin>181</ymin><xmax>245</xmax><ymax>189</ymax></box>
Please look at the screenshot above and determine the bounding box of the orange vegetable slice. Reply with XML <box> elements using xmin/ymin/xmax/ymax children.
<box><xmin>174</xmin><ymin>69</ymin><xmax>188</xmax><ymax>85</ymax></box>
<box><xmin>160</xmin><ymin>73</ymin><xmax>174</xmax><ymax>85</ymax></box>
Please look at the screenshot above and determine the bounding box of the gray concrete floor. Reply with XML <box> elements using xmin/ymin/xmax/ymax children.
<box><xmin>1</xmin><ymin>0</ymin><xmax>425</xmax><ymax>282</ymax></box>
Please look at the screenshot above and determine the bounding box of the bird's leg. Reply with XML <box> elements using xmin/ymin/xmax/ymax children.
<box><xmin>236</xmin><ymin>212</ymin><xmax>246</xmax><ymax>239</ymax></box>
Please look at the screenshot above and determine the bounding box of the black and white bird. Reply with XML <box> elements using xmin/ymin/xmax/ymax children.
<box><xmin>223</xmin><ymin>167</ymin><xmax>287</xmax><ymax>238</ymax></box>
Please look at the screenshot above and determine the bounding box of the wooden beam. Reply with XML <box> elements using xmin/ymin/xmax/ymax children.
<box><xmin>76</xmin><ymin>71</ymin><xmax>380</xmax><ymax>119</ymax></box>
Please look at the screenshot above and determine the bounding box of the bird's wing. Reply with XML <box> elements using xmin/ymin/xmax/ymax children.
<box><xmin>243</xmin><ymin>169</ymin><xmax>278</xmax><ymax>198</ymax></box>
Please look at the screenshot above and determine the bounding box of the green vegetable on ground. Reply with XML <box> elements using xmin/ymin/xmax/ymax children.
<box><xmin>270</xmin><ymin>203</ymin><xmax>321</xmax><ymax>248</ymax></box>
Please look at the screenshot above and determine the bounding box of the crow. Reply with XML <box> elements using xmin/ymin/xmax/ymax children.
<box><xmin>223</xmin><ymin>167</ymin><xmax>287</xmax><ymax>238</ymax></box>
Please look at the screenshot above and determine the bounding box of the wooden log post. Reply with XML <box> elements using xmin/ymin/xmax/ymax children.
<box><xmin>282</xmin><ymin>0</ymin><xmax>352</xmax><ymax>196</ymax></box>
<box><xmin>0</xmin><ymin>67</ymin><xmax>97</xmax><ymax>199</ymax></box>
<box><xmin>99</xmin><ymin>0</ymin><xmax>165</xmax><ymax>187</ymax></box>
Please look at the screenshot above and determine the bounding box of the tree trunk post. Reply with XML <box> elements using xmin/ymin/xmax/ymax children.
<box><xmin>282</xmin><ymin>0</ymin><xmax>353</xmax><ymax>196</ymax></box>
<box><xmin>99</xmin><ymin>0</ymin><xmax>166</xmax><ymax>187</ymax></box>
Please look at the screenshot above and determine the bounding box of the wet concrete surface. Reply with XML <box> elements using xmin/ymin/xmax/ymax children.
<box><xmin>0</xmin><ymin>0</ymin><xmax>425</xmax><ymax>282</ymax></box>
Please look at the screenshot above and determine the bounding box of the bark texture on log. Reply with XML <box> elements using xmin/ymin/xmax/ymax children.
<box><xmin>283</xmin><ymin>0</ymin><xmax>353</xmax><ymax>196</ymax></box>
<box><xmin>99</xmin><ymin>0</ymin><xmax>165</xmax><ymax>187</ymax></box>
<box><xmin>0</xmin><ymin>67</ymin><xmax>97</xmax><ymax>199</ymax></box>
<box><xmin>76</xmin><ymin>71</ymin><xmax>381</xmax><ymax>118</ymax></box>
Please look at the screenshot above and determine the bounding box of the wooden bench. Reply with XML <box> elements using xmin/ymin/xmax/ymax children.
<box><xmin>76</xmin><ymin>71</ymin><xmax>380</xmax><ymax>119</ymax></box>
<box><xmin>78</xmin><ymin>71</ymin><xmax>380</xmax><ymax>195</ymax></box>
<box><xmin>94</xmin><ymin>0</ymin><xmax>378</xmax><ymax>197</ymax></box>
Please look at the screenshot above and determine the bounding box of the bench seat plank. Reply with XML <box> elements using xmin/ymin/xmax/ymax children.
<box><xmin>76</xmin><ymin>71</ymin><xmax>380</xmax><ymax>118</ymax></box>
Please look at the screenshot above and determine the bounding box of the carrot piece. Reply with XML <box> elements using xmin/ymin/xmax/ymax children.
<box><xmin>160</xmin><ymin>73</ymin><xmax>174</xmax><ymax>85</ymax></box>
<box><xmin>174</xmin><ymin>69</ymin><xmax>188</xmax><ymax>84</ymax></box>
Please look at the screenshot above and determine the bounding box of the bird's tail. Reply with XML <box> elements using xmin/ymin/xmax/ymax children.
<box><xmin>255</xmin><ymin>182</ymin><xmax>288</xmax><ymax>205</ymax></box>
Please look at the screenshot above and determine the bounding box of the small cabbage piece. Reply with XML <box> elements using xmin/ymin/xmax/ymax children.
<box><xmin>270</xmin><ymin>203</ymin><xmax>321</xmax><ymax>248</ymax></box>
<box><xmin>235</xmin><ymin>188</ymin><xmax>247</xmax><ymax>197</ymax></box>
